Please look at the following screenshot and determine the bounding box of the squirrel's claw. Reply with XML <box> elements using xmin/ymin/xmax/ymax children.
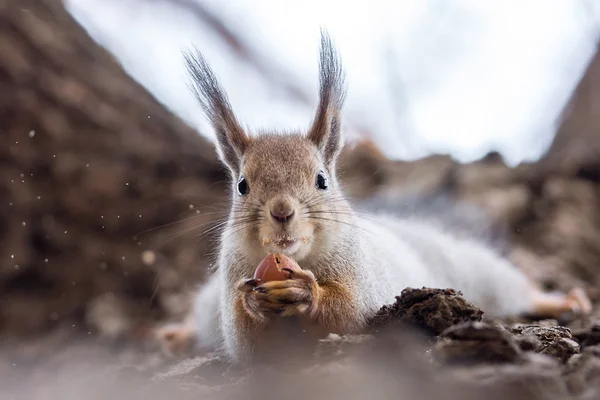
<box><xmin>282</xmin><ymin>267</ymin><xmax>316</xmax><ymax>284</ymax></box>
<box><xmin>237</xmin><ymin>278</ymin><xmax>261</xmax><ymax>292</ymax></box>
<box><xmin>238</xmin><ymin>278</ymin><xmax>268</xmax><ymax>322</ymax></box>
<box><xmin>281</xmin><ymin>268</ymin><xmax>317</xmax><ymax>285</ymax></box>
<box><xmin>241</xmin><ymin>269</ymin><xmax>318</xmax><ymax>318</ymax></box>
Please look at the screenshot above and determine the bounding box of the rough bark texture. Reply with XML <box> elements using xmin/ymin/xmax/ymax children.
<box><xmin>0</xmin><ymin>0</ymin><xmax>227</xmax><ymax>338</ymax></box>
<box><xmin>538</xmin><ymin>43</ymin><xmax>600</xmax><ymax>176</ymax></box>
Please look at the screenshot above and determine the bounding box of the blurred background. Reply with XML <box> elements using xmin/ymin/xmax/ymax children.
<box><xmin>3</xmin><ymin>1</ymin><xmax>600</xmax><ymax>397</ymax></box>
<box><xmin>65</xmin><ymin>0</ymin><xmax>600</xmax><ymax>165</ymax></box>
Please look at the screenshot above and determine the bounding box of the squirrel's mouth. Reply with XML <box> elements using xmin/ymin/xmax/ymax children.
<box><xmin>261</xmin><ymin>235</ymin><xmax>310</xmax><ymax>255</ymax></box>
<box><xmin>262</xmin><ymin>235</ymin><xmax>309</xmax><ymax>248</ymax></box>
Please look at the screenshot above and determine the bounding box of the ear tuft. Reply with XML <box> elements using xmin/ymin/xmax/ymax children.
<box><xmin>183</xmin><ymin>48</ymin><xmax>249</xmax><ymax>174</ymax></box>
<box><xmin>307</xmin><ymin>29</ymin><xmax>347</xmax><ymax>168</ymax></box>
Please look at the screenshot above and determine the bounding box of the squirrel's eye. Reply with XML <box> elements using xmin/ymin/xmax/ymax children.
<box><xmin>237</xmin><ymin>176</ymin><xmax>249</xmax><ymax>196</ymax></box>
<box><xmin>316</xmin><ymin>171</ymin><xmax>328</xmax><ymax>190</ymax></box>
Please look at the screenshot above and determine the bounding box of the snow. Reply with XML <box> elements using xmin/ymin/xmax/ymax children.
<box><xmin>65</xmin><ymin>0</ymin><xmax>600</xmax><ymax>166</ymax></box>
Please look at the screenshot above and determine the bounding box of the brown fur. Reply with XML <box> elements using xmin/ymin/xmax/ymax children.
<box><xmin>310</xmin><ymin>278</ymin><xmax>362</xmax><ymax>333</ymax></box>
<box><xmin>243</xmin><ymin>135</ymin><xmax>322</xmax><ymax>199</ymax></box>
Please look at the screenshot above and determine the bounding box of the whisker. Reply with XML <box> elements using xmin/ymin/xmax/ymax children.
<box><xmin>217</xmin><ymin>222</ymin><xmax>256</xmax><ymax>244</ymax></box>
<box><xmin>304</xmin><ymin>215</ymin><xmax>371</xmax><ymax>234</ymax></box>
<box><xmin>135</xmin><ymin>210</ymin><xmax>232</xmax><ymax>238</ymax></box>
<box><xmin>136</xmin><ymin>205</ymin><xmax>260</xmax><ymax>246</ymax></box>
<box><xmin>193</xmin><ymin>215</ymin><xmax>264</xmax><ymax>240</ymax></box>
<box><xmin>146</xmin><ymin>215</ymin><xmax>234</xmax><ymax>251</ymax></box>
<box><xmin>147</xmin><ymin>208</ymin><xmax>262</xmax><ymax>251</ymax></box>
<box><xmin>300</xmin><ymin>190</ymin><xmax>323</xmax><ymax>207</ymax></box>
<box><xmin>303</xmin><ymin>194</ymin><xmax>348</xmax><ymax>208</ymax></box>
<box><xmin>304</xmin><ymin>209</ymin><xmax>380</xmax><ymax>220</ymax></box>
<box><xmin>304</xmin><ymin>199</ymin><xmax>349</xmax><ymax>210</ymax></box>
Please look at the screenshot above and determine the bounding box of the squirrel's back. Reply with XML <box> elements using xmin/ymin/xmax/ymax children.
<box><xmin>352</xmin><ymin>203</ymin><xmax>534</xmax><ymax>318</ymax></box>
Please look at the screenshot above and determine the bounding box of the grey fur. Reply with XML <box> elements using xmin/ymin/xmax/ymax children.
<box><xmin>184</xmin><ymin>47</ymin><xmax>248</xmax><ymax>174</ymax></box>
<box><xmin>308</xmin><ymin>30</ymin><xmax>347</xmax><ymax>170</ymax></box>
<box><xmin>178</xmin><ymin>31</ymin><xmax>588</xmax><ymax>365</ymax></box>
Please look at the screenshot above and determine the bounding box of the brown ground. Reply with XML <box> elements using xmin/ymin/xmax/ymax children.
<box><xmin>3</xmin><ymin>287</ymin><xmax>600</xmax><ymax>400</ymax></box>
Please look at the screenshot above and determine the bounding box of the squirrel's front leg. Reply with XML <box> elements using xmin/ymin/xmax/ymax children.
<box><xmin>238</xmin><ymin>268</ymin><xmax>364</xmax><ymax>335</ymax></box>
<box><xmin>221</xmin><ymin>291</ymin><xmax>266</xmax><ymax>364</ymax></box>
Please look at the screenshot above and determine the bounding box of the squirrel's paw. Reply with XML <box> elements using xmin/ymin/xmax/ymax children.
<box><xmin>237</xmin><ymin>279</ymin><xmax>269</xmax><ymax>322</ymax></box>
<box><xmin>531</xmin><ymin>287</ymin><xmax>593</xmax><ymax>319</ymax></box>
<box><xmin>238</xmin><ymin>269</ymin><xmax>318</xmax><ymax>318</ymax></box>
<box><xmin>565</xmin><ymin>287</ymin><xmax>593</xmax><ymax>315</ymax></box>
<box><xmin>154</xmin><ymin>322</ymin><xmax>196</xmax><ymax>356</ymax></box>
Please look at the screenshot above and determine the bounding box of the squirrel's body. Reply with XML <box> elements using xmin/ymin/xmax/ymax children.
<box><xmin>193</xmin><ymin>199</ymin><xmax>535</xmax><ymax>362</ymax></box>
<box><xmin>157</xmin><ymin>32</ymin><xmax>592</xmax><ymax>364</ymax></box>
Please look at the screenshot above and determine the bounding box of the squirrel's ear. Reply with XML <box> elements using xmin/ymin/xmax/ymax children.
<box><xmin>184</xmin><ymin>48</ymin><xmax>249</xmax><ymax>174</ymax></box>
<box><xmin>307</xmin><ymin>30</ymin><xmax>347</xmax><ymax>169</ymax></box>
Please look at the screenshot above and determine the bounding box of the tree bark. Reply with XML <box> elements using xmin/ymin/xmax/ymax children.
<box><xmin>0</xmin><ymin>0</ymin><xmax>227</xmax><ymax>337</ymax></box>
<box><xmin>538</xmin><ymin>42</ymin><xmax>600</xmax><ymax>178</ymax></box>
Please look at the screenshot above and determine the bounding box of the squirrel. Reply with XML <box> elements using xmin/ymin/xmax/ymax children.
<box><xmin>155</xmin><ymin>31</ymin><xmax>592</xmax><ymax>364</ymax></box>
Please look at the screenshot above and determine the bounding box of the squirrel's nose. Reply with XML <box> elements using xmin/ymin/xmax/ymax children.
<box><xmin>270</xmin><ymin>200</ymin><xmax>295</xmax><ymax>224</ymax></box>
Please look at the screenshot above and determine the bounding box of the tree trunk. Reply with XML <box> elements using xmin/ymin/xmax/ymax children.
<box><xmin>0</xmin><ymin>0</ymin><xmax>227</xmax><ymax>338</ymax></box>
<box><xmin>538</xmin><ymin>42</ymin><xmax>600</xmax><ymax>178</ymax></box>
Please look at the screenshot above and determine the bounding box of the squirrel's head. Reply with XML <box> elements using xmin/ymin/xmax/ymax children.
<box><xmin>185</xmin><ymin>31</ymin><xmax>350</xmax><ymax>261</ymax></box>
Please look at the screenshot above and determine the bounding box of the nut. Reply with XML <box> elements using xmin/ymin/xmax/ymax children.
<box><xmin>254</xmin><ymin>253</ymin><xmax>301</xmax><ymax>282</ymax></box>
